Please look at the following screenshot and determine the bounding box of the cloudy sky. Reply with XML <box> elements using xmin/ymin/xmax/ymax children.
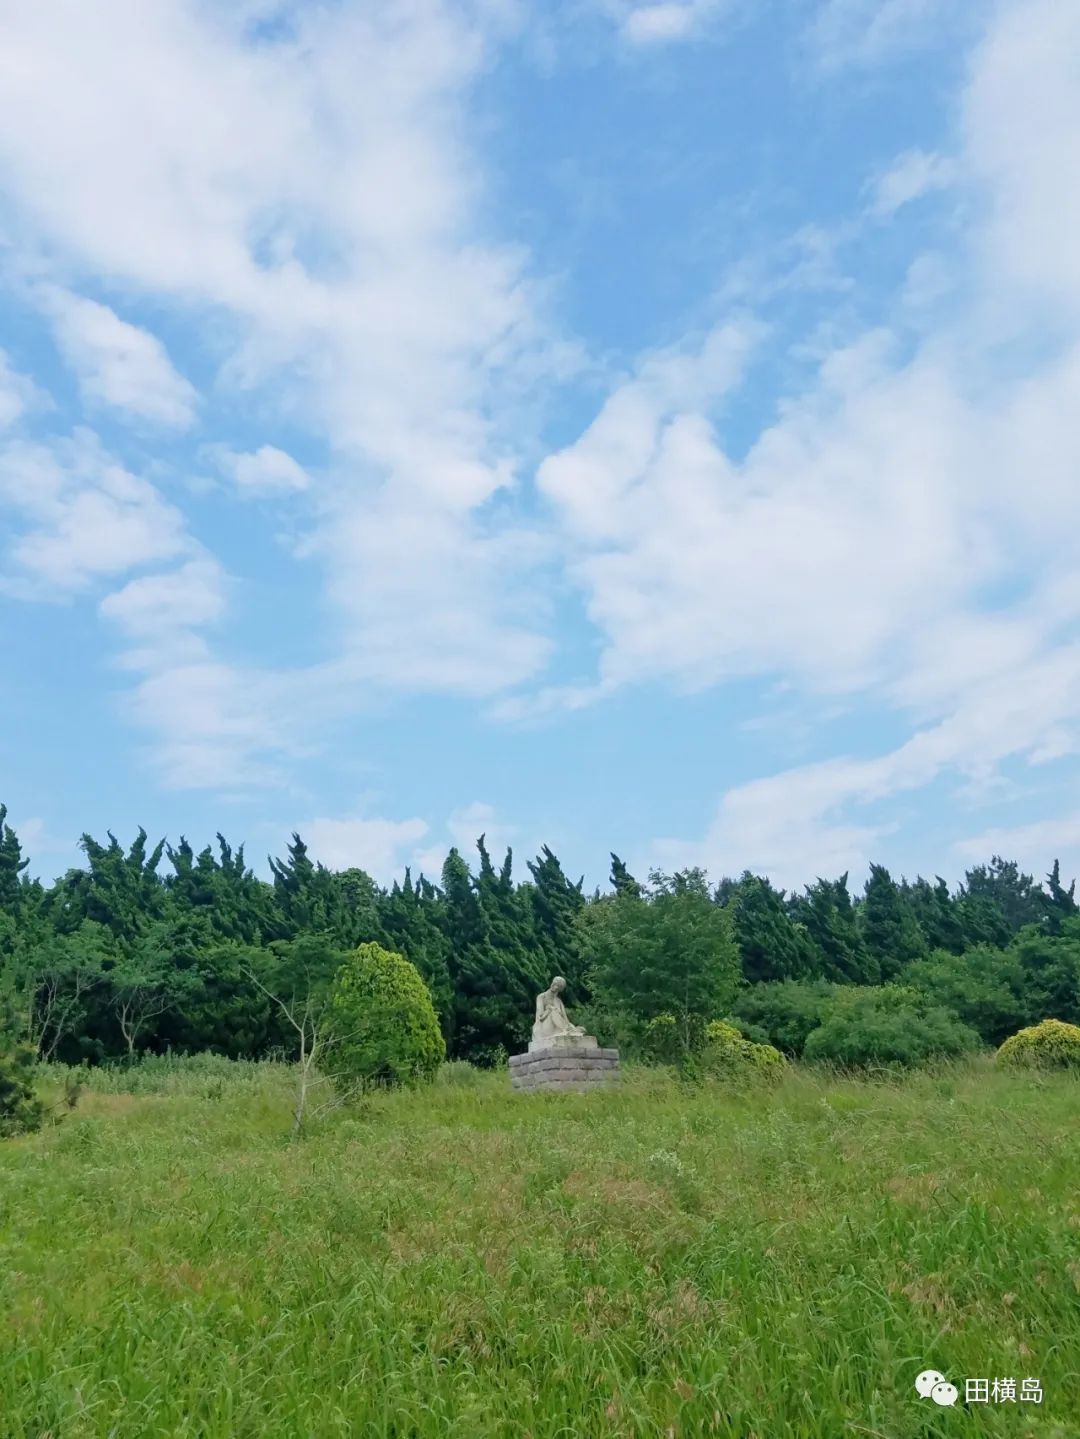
<box><xmin>1</xmin><ymin>0</ymin><xmax>1078</xmax><ymax>893</ymax></box>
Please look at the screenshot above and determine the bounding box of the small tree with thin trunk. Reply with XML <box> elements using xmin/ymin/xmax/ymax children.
<box><xmin>243</xmin><ymin>934</ymin><xmax>361</xmax><ymax>1139</ymax></box>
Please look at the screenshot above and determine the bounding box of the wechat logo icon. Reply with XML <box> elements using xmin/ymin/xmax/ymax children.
<box><xmin>916</xmin><ymin>1369</ymin><xmax>958</xmax><ymax>1407</ymax></box>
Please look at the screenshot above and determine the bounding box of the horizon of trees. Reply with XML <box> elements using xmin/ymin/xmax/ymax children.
<box><xmin>1</xmin><ymin>800</ymin><xmax>1077</xmax><ymax>1067</ymax></box>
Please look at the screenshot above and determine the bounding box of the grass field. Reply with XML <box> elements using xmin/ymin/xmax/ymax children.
<box><xmin>2</xmin><ymin>1055</ymin><xmax>1079</xmax><ymax>1438</ymax></box>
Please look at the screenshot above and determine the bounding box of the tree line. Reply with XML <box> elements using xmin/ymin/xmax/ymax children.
<box><xmin>0</xmin><ymin>801</ymin><xmax>1077</xmax><ymax>1066</ymax></box>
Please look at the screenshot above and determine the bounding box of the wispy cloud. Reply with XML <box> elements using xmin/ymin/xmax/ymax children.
<box><xmin>39</xmin><ymin>287</ymin><xmax>197</xmax><ymax>428</ymax></box>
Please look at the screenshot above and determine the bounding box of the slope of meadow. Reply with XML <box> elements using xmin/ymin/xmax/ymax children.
<box><xmin>2</xmin><ymin>1057</ymin><xmax>1079</xmax><ymax>1438</ymax></box>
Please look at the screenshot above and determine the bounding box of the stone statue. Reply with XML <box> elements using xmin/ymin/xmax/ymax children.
<box><xmin>532</xmin><ymin>976</ymin><xmax>587</xmax><ymax>1046</ymax></box>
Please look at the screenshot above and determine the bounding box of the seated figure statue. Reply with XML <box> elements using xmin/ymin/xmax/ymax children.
<box><xmin>531</xmin><ymin>976</ymin><xmax>589</xmax><ymax>1048</ymax></box>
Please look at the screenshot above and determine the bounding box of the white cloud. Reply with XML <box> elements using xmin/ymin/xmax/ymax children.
<box><xmin>99</xmin><ymin>558</ymin><xmax>227</xmax><ymax>642</ymax></box>
<box><xmin>0</xmin><ymin>430</ymin><xmax>191</xmax><ymax>594</ymax></box>
<box><xmin>0</xmin><ymin>350</ymin><xmax>40</xmax><ymax>430</ymax></box>
<box><xmin>300</xmin><ymin>813</ymin><xmax>430</xmax><ymax>880</ymax></box>
<box><xmin>618</xmin><ymin>1</ymin><xmax>728</xmax><ymax>45</ymax></box>
<box><xmin>952</xmin><ymin>813</ymin><xmax>1080</xmax><ymax>880</ymax></box>
<box><xmin>0</xmin><ymin>0</ymin><xmax>561</xmax><ymax>762</ymax></box>
<box><xmin>868</xmin><ymin>148</ymin><xmax>956</xmax><ymax>218</ymax></box>
<box><xmin>219</xmin><ymin>445</ymin><xmax>309</xmax><ymax>496</ymax></box>
<box><xmin>654</xmin><ymin>638</ymin><xmax>1080</xmax><ymax>889</ymax></box>
<box><xmin>40</xmin><ymin>287</ymin><xmax>197</xmax><ymax>427</ymax></box>
<box><xmin>538</xmin><ymin>0</ymin><xmax>1080</xmax><ymax>882</ymax></box>
<box><xmin>963</xmin><ymin>0</ymin><xmax>1080</xmax><ymax>318</ymax></box>
<box><xmin>808</xmin><ymin>0</ymin><xmax>948</xmax><ymax>70</ymax></box>
<box><xmin>412</xmin><ymin>799</ymin><xmax>518</xmax><ymax>878</ymax></box>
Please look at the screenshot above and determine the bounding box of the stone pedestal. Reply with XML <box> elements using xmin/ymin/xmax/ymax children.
<box><xmin>509</xmin><ymin>1035</ymin><xmax>620</xmax><ymax>1091</ymax></box>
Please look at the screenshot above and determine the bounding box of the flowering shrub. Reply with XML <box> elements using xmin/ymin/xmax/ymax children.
<box><xmin>703</xmin><ymin>1019</ymin><xmax>786</xmax><ymax>1081</ymax></box>
<box><xmin>996</xmin><ymin>1018</ymin><xmax>1080</xmax><ymax>1069</ymax></box>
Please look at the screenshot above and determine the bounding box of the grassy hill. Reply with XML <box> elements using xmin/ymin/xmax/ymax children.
<box><xmin>2</xmin><ymin>1057</ymin><xmax>1078</xmax><ymax>1437</ymax></box>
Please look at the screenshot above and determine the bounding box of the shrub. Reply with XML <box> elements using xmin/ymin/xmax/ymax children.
<box><xmin>996</xmin><ymin>1018</ymin><xmax>1080</xmax><ymax>1069</ymax></box>
<box><xmin>0</xmin><ymin>1021</ymin><xmax>43</xmax><ymax>1139</ymax></box>
<box><xmin>731</xmin><ymin>979</ymin><xmax>839</xmax><ymax>1057</ymax></box>
<box><xmin>802</xmin><ymin>986</ymin><xmax>980</xmax><ymax>1069</ymax></box>
<box><xmin>905</xmin><ymin>945</ymin><xmax>1030</xmax><ymax>1047</ymax></box>
<box><xmin>642</xmin><ymin>1012</ymin><xmax>681</xmax><ymax>1064</ymax></box>
<box><xmin>436</xmin><ymin>1059</ymin><xmax>485</xmax><ymax>1088</ymax></box>
<box><xmin>329</xmin><ymin>942</ymin><xmax>445</xmax><ymax>1090</ymax></box>
<box><xmin>701</xmin><ymin>1019</ymin><xmax>786</xmax><ymax>1081</ymax></box>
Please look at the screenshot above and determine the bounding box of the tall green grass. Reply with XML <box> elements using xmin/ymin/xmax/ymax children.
<box><xmin>3</xmin><ymin>1056</ymin><xmax>1078</xmax><ymax>1437</ymax></box>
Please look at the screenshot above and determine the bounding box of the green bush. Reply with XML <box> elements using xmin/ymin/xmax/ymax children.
<box><xmin>905</xmin><ymin>945</ymin><xmax>1030</xmax><ymax>1047</ymax></box>
<box><xmin>436</xmin><ymin>1060</ymin><xmax>485</xmax><ymax>1088</ymax></box>
<box><xmin>702</xmin><ymin>1019</ymin><xmax>786</xmax><ymax>1081</ymax></box>
<box><xmin>642</xmin><ymin>1012</ymin><xmax>681</xmax><ymax>1064</ymax></box>
<box><xmin>0</xmin><ymin>1022</ymin><xmax>43</xmax><ymax>1139</ymax></box>
<box><xmin>802</xmin><ymin>986</ymin><xmax>980</xmax><ymax>1069</ymax></box>
<box><xmin>731</xmin><ymin>979</ymin><xmax>839</xmax><ymax>1057</ymax></box>
<box><xmin>329</xmin><ymin>942</ymin><xmax>445</xmax><ymax>1090</ymax></box>
<box><xmin>997</xmin><ymin>1018</ymin><xmax>1080</xmax><ymax>1069</ymax></box>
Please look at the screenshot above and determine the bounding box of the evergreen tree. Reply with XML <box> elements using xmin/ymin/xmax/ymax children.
<box><xmin>609</xmin><ymin>853</ymin><xmax>643</xmax><ymax>900</ymax></box>
<box><xmin>0</xmin><ymin>805</ymin><xmax>30</xmax><ymax>915</ymax></box>
<box><xmin>380</xmin><ymin>870</ymin><xmax>454</xmax><ymax>1042</ymax></box>
<box><xmin>526</xmin><ymin>846</ymin><xmax>587</xmax><ymax>998</ymax></box>
<box><xmin>959</xmin><ymin>856</ymin><xmax>1044</xmax><ymax>942</ymax></box>
<box><xmin>790</xmin><ymin>874</ymin><xmax>877</xmax><ymax>984</ymax></box>
<box><xmin>902</xmin><ymin>876</ymin><xmax>966</xmax><ymax>955</ymax></box>
<box><xmin>1044</xmin><ymin>859</ymin><xmax>1078</xmax><ymax>934</ymax></box>
<box><xmin>76</xmin><ymin>828</ymin><xmax>167</xmax><ymax>942</ymax></box>
<box><xmin>440</xmin><ymin>847</ymin><xmax>535</xmax><ymax>1063</ymax></box>
<box><xmin>859</xmin><ymin>864</ymin><xmax>927</xmax><ymax>979</ymax></box>
<box><xmin>732</xmin><ymin>872</ymin><xmax>813</xmax><ymax>984</ymax></box>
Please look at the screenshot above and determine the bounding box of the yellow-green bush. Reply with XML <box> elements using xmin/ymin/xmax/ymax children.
<box><xmin>703</xmin><ymin>1019</ymin><xmax>786</xmax><ymax>1081</ymax></box>
<box><xmin>996</xmin><ymin>1018</ymin><xmax>1080</xmax><ymax>1069</ymax></box>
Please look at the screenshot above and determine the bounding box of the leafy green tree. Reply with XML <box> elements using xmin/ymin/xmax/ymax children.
<box><xmin>20</xmin><ymin>921</ymin><xmax>114</xmax><ymax>1060</ymax></box>
<box><xmin>1007</xmin><ymin>919</ymin><xmax>1080</xmax><ymax>1026</ymax></box>
<box><xmin>329</xmin><ymin>941</ymin><xmax>445</xmax><ymax>1088</ymax></box>
<box><xmin>160</xmin><ymin>941</ymin><xmax>273</xmax><ymax>1057</ymax></box>
<box><xmin>105</xmin><ymin>915</ymin><xmax>206</xmax><ymax>1056</ymax></box>
<box><xmin>582</xmin><ymin>869</ymin><xmax>740</xmax><ymax>1053</ymax></box>
<box><xmin>859</xmin><ymin>864</ymin><xmax>927</xmax><ymax>979</ymax></box>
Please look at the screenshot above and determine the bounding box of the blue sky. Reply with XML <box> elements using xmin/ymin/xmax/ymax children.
<box><xmin>2</xmin><ymin>0</ymin><xmax>1080</xmax><ymax>895</ymax></box>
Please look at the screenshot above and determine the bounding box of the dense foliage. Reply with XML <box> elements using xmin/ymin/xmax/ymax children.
<box><xmin>802</xmin><ymin>987</ymin><xmax>980</xmax><ymax>1069</ymax></box>
<box><xmin>328</xmin><ymin>942</ymin><xmax>445</xmax><ymax>1088</ymax></box>
<box><xmin>0</xmin><ymin>1002</ymin><xmax>43</xmax><ymax>1136</ymax></box>
<box><xmin>996</xmin><ymin>1017</ymin><xmax>1080</xmax><ymax>1069</ymax></box>
<box><xmin>0</xmin><ymin>798</ymin><xmax>1077</xmax><ymax>1072</ymax></box>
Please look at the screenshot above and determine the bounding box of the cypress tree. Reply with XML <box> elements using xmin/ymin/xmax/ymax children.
<box><xmin>860</xmin><ymin>864</ymin><xmax>927</xmax><ymax>979</ymax></box>
<box><xmin>732</xmin><ymin>872</ymin><xmax>813</xmax><ymax>984</ymax></box>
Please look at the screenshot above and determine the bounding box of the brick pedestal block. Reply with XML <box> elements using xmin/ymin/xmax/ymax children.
<box><xmin>509</xmin><ymin>1038</ymin><xmax>620</xmax><ymax>1091</ymax></box>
